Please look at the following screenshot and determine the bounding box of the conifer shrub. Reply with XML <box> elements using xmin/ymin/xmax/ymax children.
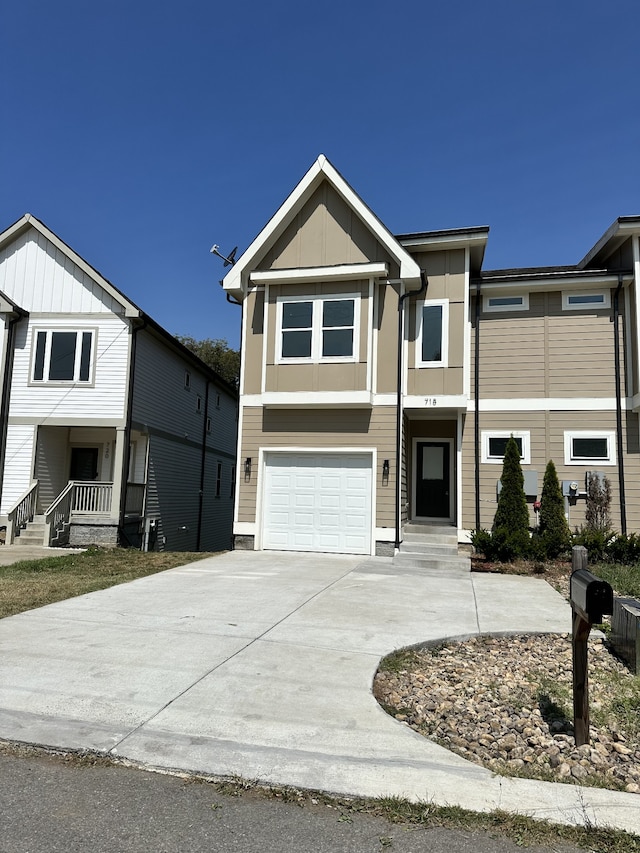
<box><xmin>535</xmin><ymin>460</ymin><xmax>570</xmax><ymax>558</ymax></box>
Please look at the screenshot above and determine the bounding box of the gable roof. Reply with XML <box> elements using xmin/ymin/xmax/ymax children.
<box><xmin>0</xmin><ymin>214</ymin><xmax>237</xmax><ymax>396</ymax></box>
<box><xmin>0</xmin><ymin>214</ymin><xmax>142</xmax><ymax>318</ymax></box>
<box><xmin>222</xmin><ymin>155</ymin><xmax>422</xmax><ymax>299</ymax></box>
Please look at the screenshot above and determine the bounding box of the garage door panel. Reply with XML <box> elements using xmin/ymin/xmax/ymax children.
<box><xmin>263</xmin><ymin>453</ymin><xmax>372</xmax><ymax>555</ymax></box>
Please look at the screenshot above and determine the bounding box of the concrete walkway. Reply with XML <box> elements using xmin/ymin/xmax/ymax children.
<box><xmin>0</xmin><ymin>550</ymin><xmax>638</xmax><ymax>835</ymax></box>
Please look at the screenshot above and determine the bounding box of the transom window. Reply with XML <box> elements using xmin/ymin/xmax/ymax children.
<box><xmin>564</xmin><ymin>431</ymin><xmax>615</xmax><ymax>465</ymax></box>
<box><xmin>277</xmin><ymin>295</ymin><xmax>358</xmax><ymax>362</ymax></box>
<box><xmin>562</xmin><ymin>291</ymin><xmax>610</xmax><ymax>311</ymax></box>
<box><xmin>483</xmin><ymin>294</ymin><xmax>529</xmax><ymax>313</ymax></box>
<box><xmin>32</xmin><ymin>330</ymin><xmax>94</xmax><ymax>383</ymax></box>
<box><xmin>481</xmin><ymin>431</ymin><xmax>531</xmax><ymax>464</ymax></box>
<box><xmin>416</xmin><ymin>299</ymin><xmax>448</xmax><ymax>368</ymax></box>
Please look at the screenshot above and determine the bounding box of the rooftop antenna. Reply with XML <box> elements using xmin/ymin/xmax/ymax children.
<box><xmin>210</xmin><ymin>244</ymin><xmax>237</xmax><ymax>267</ymax></box>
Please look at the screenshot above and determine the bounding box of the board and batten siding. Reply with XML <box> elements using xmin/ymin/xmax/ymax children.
<box><xmin>238</xmin><ymin>406</ymin><xmax>396</xmax><ymax>528</ymax></box>
<box><xmin>0</xmin><ymin>229</ymin><xmax>125</xmax><ymax>315</ymax></box>
<box><xmin>0</xmin><ymin>424</ymin><xmax>35</xmax><ymax>514</ymax></box>
<box><xmin>471</xmin><ymin>291</ymin><xmax>621</xmax><ymax>400</ymax></box>
<box><xmin>8</xmin><ymin>315</ymin><xmax>129</xmax><ymax>421</ymax></box>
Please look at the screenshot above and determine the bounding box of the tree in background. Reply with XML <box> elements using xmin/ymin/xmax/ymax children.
<box><xmin>176</xmin><ymin>336</ymin><xmax>240</xmax><ymax>388</ymax></box>
<box><xmin>537</xmin><ymin>460</ymin><xmax>570</xmax><ymax>557</ymax></box>
<box><xmin>491</xmin><ymin>435</ymin><xmax>531</xmax><ymax>558</ymax></box>
<box><xmin>585</xmin><ymin>472</ymin><xmax>612</xmax><ymax>533</ymax></box>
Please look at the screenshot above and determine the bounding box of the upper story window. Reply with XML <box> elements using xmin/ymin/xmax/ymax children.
<box><xmin>32</xmin><ymin>330</ymin><xmax>94</xmax><ymax>384</ymax></box>
<box><xmin>562</xmin><ymin>291</ymin><xmax>611</xmax><ymax>311</ymax></box>
<box><xmin>416</xmin><ymin>299</ymin><xmax>448</xmax><ymax>368</ymax></box>
<box><xmin>277</xmin><ymin>294</ymin><xmax>359</xmax><ymax>363</ymax></box>
<box><xmin>483</xmin><ymin>294</ymin><xmax>529</xmax><ymax>313</ymax></box>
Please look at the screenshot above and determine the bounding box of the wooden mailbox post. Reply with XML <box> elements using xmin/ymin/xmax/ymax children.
<box><xmin>569</xmin><ymin>546</ymin><xmax>613</xmax><ymax>746</ymax></box>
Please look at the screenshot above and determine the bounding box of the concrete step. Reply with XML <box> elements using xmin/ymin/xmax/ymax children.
<box><xmin>392</xmin><ymin>552</ymin><xmax>470</xmax><ymax>572</ymax></box>
<box><xmin>398</xmin><ymin>541</ymin><xmax>459</xmax><ymax>557</ymax></box>
<box><xmin>402</xmin><ymin>531</ymin><xmax>458</xmax><ymax>546</ymax></box>
<box><xmin>17</xmin><ymin>531</ymin><xmax>46</xmax><ymax>545</ymax></box>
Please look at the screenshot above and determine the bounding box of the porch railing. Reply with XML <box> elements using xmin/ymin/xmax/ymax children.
<box><xmin>44</xmin><ymin>481</ymin><xmax>74</xmax><ymax>546</ymax></box>
<box><xmin>6</xmin><ymin>481</ymin><xmax>39</xmax><ymax>544</ymax></box>
<box><xmin>72</xmin><ymin>481</ymin><xmax>113</xmax><ymax>514</ymax></box>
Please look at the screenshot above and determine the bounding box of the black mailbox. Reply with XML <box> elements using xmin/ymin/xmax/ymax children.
<box><xmin>570</xmin><ymin>569</ymin><xmax>613</xmax><ymax>624</ymax></box>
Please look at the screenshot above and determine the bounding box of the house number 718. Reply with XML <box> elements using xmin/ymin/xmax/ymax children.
<box><xmin>424</xmin><ymin>398</ymin><xmax>438</xmax><ymax>406</ymax></box>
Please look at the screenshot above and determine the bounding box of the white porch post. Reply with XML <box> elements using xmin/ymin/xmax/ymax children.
<box><xmin>110</xmin><ymin>427</ymin><xmax>127</xmax><ymax>523</ymax></box>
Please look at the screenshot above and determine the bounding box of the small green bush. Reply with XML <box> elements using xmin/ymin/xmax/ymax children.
<box><xmin>493</xmin><ymin>437</ymin><xmax>529</xmax><ymax>535</ymax></box>
<box><xmin>470</xmin><ymin>529</ymin><xmax>493</xmax><ymax>558</ymax></box>
<box><xmin>605</xmin><ymin>532</ymin><xmax>640</xmax><ymax>565</ymax></box>
<box><xmin>572</xmin><ymin>526</ymin><xmax>612</xmax><ymax>562</ymax></box>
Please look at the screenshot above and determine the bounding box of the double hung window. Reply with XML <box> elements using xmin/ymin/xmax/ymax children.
<box><xmin>416</xmin><ymin>299</ymin><xmax>448</xmax><ymax>368</ymax></box>
<box><xmin>278</xmin><ymin>295</ymin><xmax>358</xmax><ymax>362</ymax></box>
<box><xmin>32</xmin><ymin>330</ymin><xmax>94</xmax><ymax>383</ymax></box>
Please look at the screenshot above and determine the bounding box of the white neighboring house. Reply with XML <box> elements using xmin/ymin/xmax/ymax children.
<box><xmin>0</xmin><ymin>214</ymin><xmax>238</xmax><ymax>551</ymax></box>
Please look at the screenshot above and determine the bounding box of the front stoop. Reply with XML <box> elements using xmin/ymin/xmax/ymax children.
<box><xmin>15</xmin><ymin>515</ymin><xmax>47</xmax><ymax>546</ymax></box>
<box><xmin>393</xmin><ymin>522</ymin><xmax>470</xmax><ymax>573</ymax></box>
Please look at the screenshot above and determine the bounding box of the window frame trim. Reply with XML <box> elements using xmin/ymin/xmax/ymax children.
<box><xmin>481</xmin><ymin>430</ymin><xmax>531</xmax><ymax>465</ymax></box>
<box><xmin>416</xmin><ymin>298</ymin><xmax>449</xmax><ymax>368</ymax></box>
<box><xmin>562</xmin><ymin>291</ymin><xmax>611</xmax><ymax>311</ymax></box>
<box><xmin>275</xmin><ymin>292</ymin><xmax>360</xmax><ymax>364</ymax></box>
<box><xmin>30</xmin><ymin>327</ymin><xmax>97</xmax><ymax>386</ymax></box>
<box><xmin>483</xmin><ymin>293</ymin><xmax>530</xmax><ymax>313</ymax></box>
<box><xmin>564</xmin><ymin>430</ymin><xmax>616</xmax><ymax>466</ymax></box>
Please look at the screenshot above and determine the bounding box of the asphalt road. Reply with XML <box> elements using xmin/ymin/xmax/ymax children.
<box><xmin>0</xmin><ymin>750</ymin><xmax>585</xmax><ymax>853</ymax></box>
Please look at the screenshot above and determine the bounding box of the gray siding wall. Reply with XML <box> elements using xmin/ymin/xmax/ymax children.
<box><xmin>132</xmin><ymin>329</ymin><xmax>237</xmax><ymax>551</ymax></box>
<box><xmin>35</xmin><ymin>426</ymin><xmax>69</xmax><ymax>510</ymax></box>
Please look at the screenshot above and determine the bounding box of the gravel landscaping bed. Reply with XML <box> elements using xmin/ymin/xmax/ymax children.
<box><xmin>374</xmin><ymin>632</ymin><xmax>640</xmax><ymax>794</ymax></box>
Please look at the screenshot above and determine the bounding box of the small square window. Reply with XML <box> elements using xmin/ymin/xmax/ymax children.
<box><xmin>481</xmin><ymin>431</ymin><xmax>531</xmax><ymax>464</ymax></box>
<box><xmin>564</xmin><ymin>431</ymin><xmax>615</xmax><ymax>465</ymax></box>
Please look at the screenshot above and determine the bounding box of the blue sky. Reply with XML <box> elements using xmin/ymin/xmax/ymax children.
<box><xmin>3</xmin><ymin>0</ymin><xmax>640</xmax><ymax>348</ymax></box>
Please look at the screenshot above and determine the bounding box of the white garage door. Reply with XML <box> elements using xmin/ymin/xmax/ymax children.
<box><xmin>263</xmin><ymin>453</ymin><xmax>372</xmax><ymax>554</ymax></box>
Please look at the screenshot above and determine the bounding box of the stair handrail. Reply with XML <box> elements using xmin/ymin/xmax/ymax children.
<box><xmin>44</xmin><ymin>481</ymin><xmax>75</xmax><ymax>546</ymax></box>
<box><xmin>6</xmin><ymin>481</ymin><xmax>39</xmax><ymax>544</ymax></box>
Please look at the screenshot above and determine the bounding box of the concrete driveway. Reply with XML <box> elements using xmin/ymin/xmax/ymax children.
<box><xmin>1</xmin><ymin>550</ymin><xmax>638</xmax><ymax>834</ymax></box>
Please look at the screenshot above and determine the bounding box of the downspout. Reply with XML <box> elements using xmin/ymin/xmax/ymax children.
<box><xmin>0</xmin><ymin>313</ymin><xmax>23</xmax><ymax>511</ymax></box>
<box><xmin>613</xmin><ymin>274</ymin><xmax>627</xmax><ymax>534</ymax></box>
<box><xmin>196</xmin><ymin>379</ymin><xmax>210</xmax><ymax>551</ymax></box>
<box><xmin>119</xmin><ymin>317</ymin><xmax>147</xmax><ymax>540</ymax></box>
<box><xmin>474</xmin><ymin>279</ymin><xmax>481</xmax><ymax>531</ymax></box>
<box><xmin>395</xmin><ymin>271</ymin><xmax>428</xmax><ymax>550</ymax></box>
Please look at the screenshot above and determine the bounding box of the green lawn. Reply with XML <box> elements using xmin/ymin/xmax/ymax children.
<box><xmin>0</xmin><ymin>547</ymin><xmax>219</xmax><ymax>618</ymax></box>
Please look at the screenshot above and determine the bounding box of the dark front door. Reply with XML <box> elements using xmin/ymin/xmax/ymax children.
<box><xmin>415</xmin><ymin>441</ymin><xmax>450</xmax><ymax>519</ymax></box>
<box><xmin>70</xmin><ymin>447</ymin><xmax>99</xmax><ymax>481</ymax></box>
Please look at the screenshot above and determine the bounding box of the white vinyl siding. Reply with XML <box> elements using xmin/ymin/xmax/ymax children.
<box><xmin>0</xmin><ymin>229</ymin><xmax>125</xmax><ymax>314</ymax></box>
<box><xmin>0</xmin><ymin>425</ymin><xmax>35</xmax><ymax>514</ymax></box>
<box><xmin>263</xmin><ymin>452</ymin><xmax>372</xmax><ymax>554</ymax></box>
<box><xmin>8</xmin><ymin>316</ymin><xmax>129</xmax><ymax>420</ymax></box>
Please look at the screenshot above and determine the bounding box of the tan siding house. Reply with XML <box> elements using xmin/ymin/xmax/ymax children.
<box><xmin>223</xmin><ymin>155</ymin><xmax>640</xmax><ymax>555</ymax></box>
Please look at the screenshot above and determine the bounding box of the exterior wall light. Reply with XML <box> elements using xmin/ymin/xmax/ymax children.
<box><xmin>244</xmin><ymin>457</ymin><xmax>252</xmax><ymax>479</ymax></box>
<box><xmin>382</xmin><ymin>459</ymin><xmax>390</xmax><ymax>483</ymax></box>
